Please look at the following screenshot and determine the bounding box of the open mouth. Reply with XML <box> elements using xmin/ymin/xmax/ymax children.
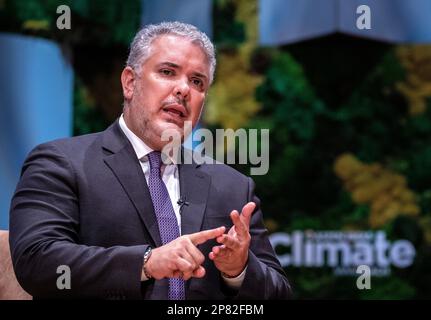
<box><xmin>162</xmin><ymin>104</ymin><xmax>187</xmax><ymax>118</ymax></box>
<box><xmin>163</xmin><ymin>108</ymin><xmax>184</xmax><ymax>118</ymax></box>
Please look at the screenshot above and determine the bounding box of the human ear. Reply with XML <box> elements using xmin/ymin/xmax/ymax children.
<box><xmin>121</xmin><ymin>66</ymin><xmax>136</xmax><ymax>100</ymax></box>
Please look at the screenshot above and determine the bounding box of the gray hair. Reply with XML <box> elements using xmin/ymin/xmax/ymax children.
<box><xmin>126</xmin><ymin>21</ymin><xmax>216</xmax><ymax>83</ymax></box>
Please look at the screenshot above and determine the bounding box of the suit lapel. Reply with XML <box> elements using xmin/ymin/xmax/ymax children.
<box><xmin>178</xmin><ymin>161</ymin><xmax>211</xmax><ymax>236</ymax></box>
<box><xmin>101</xmin><ymin>122</ymin><xmax>212</xmax><ymax>245</ymax></box>
<box><xmin>102</xmin><ymin>121</ymin><xmax>162</xmax><ymax>247</ymax></box>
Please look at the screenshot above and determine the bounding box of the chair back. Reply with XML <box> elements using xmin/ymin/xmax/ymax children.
<box><xmin>0</xmin><ymin>230</ymin><xmax>32</xmax><ymax>300</ymax></box>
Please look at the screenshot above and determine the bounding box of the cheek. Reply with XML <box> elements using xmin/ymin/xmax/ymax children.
<box><xmin>147</xmin><ymin>76</ymin><xmax>173</xmax><ymax>95</ymax></box>
<box><xmin>132</xmin><ymin>87</ymin><xmax>158</xmax><ymax>112</ymax></box>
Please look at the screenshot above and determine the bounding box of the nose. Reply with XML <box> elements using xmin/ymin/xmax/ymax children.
<box><xmin>173</xmin><ymin>77</ymin><xmax>190</xmax><ymax>100</ymax></box>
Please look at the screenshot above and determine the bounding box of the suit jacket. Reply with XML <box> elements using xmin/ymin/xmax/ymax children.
<box><xmin>9</xmin><ymin>120</ymin><xmax>292</xmax><ymax>299</ymax></box>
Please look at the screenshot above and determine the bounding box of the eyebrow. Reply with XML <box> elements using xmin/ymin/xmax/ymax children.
<box><xmin>158</xmin><ymin>62</ymin><xmax>180</xmax><ymax>69</ymax></box>
<box><xmin>158</xmin><ymin>62</ymin><xmax>208</xmax><ymax>82</ymax></box>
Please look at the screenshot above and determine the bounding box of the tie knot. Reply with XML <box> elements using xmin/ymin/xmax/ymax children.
<box><xmin>147</xmin><ymin>151</ymin><xmax>162</xmax><ymax>170</ymax></box>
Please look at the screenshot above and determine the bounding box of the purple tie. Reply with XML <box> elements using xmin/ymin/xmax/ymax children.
<box><xmin>147</xmin><ymin>151</ymin><xmax>185</xmax><ymax>300</ymax></box>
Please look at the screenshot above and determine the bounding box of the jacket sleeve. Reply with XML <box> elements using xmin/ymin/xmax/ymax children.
<box><xmin>9</xmin><ymin>143</ymin><xmax>147</xmax><ymax>299</ymax></box>
<box><xmin>233</xmin><ymin>177</ymin><xmax>293</xmax><ymax>299</ymax></box>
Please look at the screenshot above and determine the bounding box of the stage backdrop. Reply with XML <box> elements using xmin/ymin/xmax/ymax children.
<box><xmin>1</xmin><ymin>0</ymin><xmax>431</xmax><ymax>299</ymax></box>
<box><xmin>0</xmin><ymin>33</ymin><xmax>73</xmax><ymax>229</ymax></box>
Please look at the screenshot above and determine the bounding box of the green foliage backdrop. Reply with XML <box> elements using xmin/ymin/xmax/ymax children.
<box><xmin>2</xmin><ymin>0</ymin><xmax>431</xmax><ymax>299</ymax></box>
<box><xmin>209</xmin><ymin>0</ymin><xmax>431</xmax><ymax>299</ymax></box>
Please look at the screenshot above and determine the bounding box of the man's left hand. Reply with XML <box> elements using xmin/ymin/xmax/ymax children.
<box><xmin>209</xmin><ymin>202</ymin><xmax>256</xmax><ymax>277</ymax></box>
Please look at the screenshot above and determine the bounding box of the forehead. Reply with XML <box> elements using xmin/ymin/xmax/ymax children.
<box><xmin>144</xmin><ymin>35</ymin><xmax>210</xmax><ymax>73</ymax></box>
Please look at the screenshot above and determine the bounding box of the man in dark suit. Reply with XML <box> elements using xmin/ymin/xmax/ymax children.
<box><xmin>9</xmin><ymin>21</ymin><xmax>292</xmax><ymax>299</ymax></box>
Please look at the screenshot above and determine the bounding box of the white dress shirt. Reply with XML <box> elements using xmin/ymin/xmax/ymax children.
<box><xmin>119</xmin><ymin>115</ymin><xmax>246</xmax><ymax>289</ymax></box>
<box><xmin>119</xmin><ymin>115</ymin><xmax>181</xmax><ymax>228</ymax></box>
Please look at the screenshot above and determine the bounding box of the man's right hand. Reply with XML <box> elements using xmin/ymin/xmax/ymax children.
<box><xmin>144</xmin><ymin>226</ymin><xmax>225</xmax><ymax>281</ymax></box>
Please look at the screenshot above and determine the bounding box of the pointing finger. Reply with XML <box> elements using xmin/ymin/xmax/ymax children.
<box><xmin>188</xmin><ymin>226</ymin><xmax>226</xmax><ymax>245</ymax></box>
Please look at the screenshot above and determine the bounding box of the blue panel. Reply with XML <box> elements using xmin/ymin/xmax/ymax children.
<box><xmin>0</xmin><ymin>33</ymin><xmax>73</xmax><ymax>229</ymax></box>
<box><xmin>141</xmin><ymin>0</ymin><xmax>212</xmax><ymax>38</ymax></box>
<box><xmin>259</xmin><ymin>0</ymin><xmax>431</xmax><ymax>46</ymax></box>
<box><xmin>259</xmin><ymin>0</ymin><xmax>337</xmax><ymax>46</ymax></box>
<box><xmin>339</xmin><ymin>0</ymin><xmax>431</xmax><ymax>43</ymax></box>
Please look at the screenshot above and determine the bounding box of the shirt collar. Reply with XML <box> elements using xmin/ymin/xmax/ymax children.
<box><xmin>119</xmin><ymin>114</ymin><xmax>153</xmax><ymax>161</ymax></box>
<box><xmin>119</xmin><ymin>114</ymin><xmax>175</xmax><ymax>165</ymax></box>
